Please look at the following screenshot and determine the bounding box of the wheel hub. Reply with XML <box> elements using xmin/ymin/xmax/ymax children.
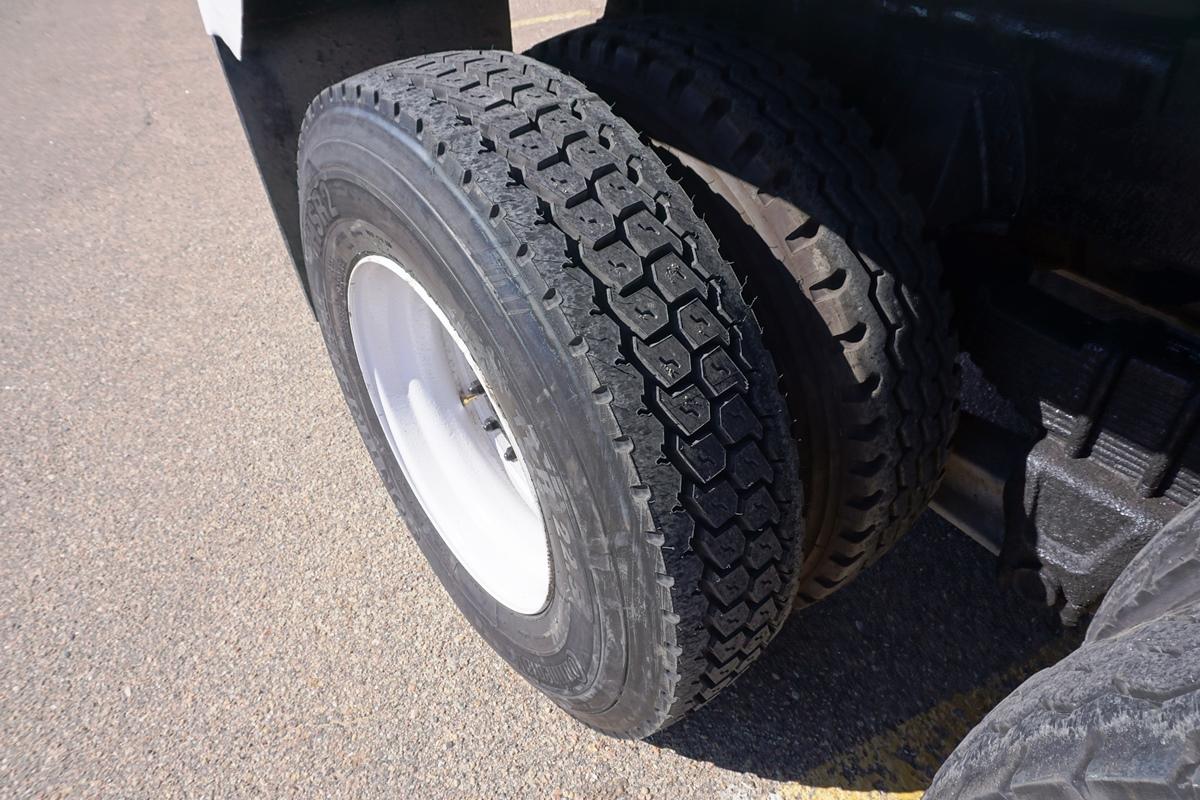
<box><xmin>346</xmin><ymin>254</ymin><xmax>551</xmax><ymax>614</ymax></box>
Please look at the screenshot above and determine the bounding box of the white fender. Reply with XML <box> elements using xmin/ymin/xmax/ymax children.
<box><xmin>197</xmin><ymin>0</ymin><xmax>243</xmax><ymax>59</ymax></box>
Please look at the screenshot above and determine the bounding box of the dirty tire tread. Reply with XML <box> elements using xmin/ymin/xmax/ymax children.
<box><xmin>928</xmin><ymin>601</ymin><xmax>1200</xmax><ymax>800</ymax></box>
<box><xmin>299</xmin><ymin>51</ymin><xmax>802</xmax><ymax>736</ymax></box>
<box><xmin>1089</xmin><ymin>500</ymin><xmax>1200</xmax><ymax>643</ymax></box>
<box><xmin>533</xmin><ymin>20</ymin><xmax>959</xmax><ymax>605</ymax></box>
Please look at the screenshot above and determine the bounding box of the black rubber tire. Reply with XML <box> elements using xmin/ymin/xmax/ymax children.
<box><xmin>1088</xmin><ymin>500</ymin><xmax>1200</xmax><ymax>644</ymax></box>
<box><xmin>927</xmin><ymin>601</ymin><xmax>1200</xmax><ymax>800</ymax></box>
<box><xmin>297</xmin><ymin>51</ymin><xmax>803</xmax><ymax>737</ymax></box>
<box><xmin>533</xmin><ymin>20</ymin><xmax>959</xmax><ymax>605</ymax></box>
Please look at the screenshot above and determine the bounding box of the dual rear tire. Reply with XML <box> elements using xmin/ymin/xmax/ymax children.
<box><xmin>533</xmin><ymin>19</ymin><xmax>959</xmax><ymax>606</ymax></box>
<box><xmin>298</xmin><ymin>29</ymin><xmax>954</xmax><ymax>736</ymax></box>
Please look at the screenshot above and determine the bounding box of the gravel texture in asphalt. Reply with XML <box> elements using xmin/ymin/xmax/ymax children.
<box><xmin>0</xmin><ymin>0</ymin><xmax>1079</xmax><ymax>796</ymax></box>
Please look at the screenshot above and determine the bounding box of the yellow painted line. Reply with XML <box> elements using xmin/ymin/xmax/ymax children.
<box><xmin>511</xmin><ymin>9</ymin><xmax>599</xmax><ymax>29</ymax></box>
<box><xmin>779</xmin><ymin>788</ymin><xmax>924</xmax><ymax>800</ymax></box>
<box><xmin>775</xmin><ymin>639</ymin><xmax>1076</xmax><ymax>799</ymax></box>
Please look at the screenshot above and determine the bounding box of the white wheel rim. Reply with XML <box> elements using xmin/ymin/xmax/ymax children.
<box><xmin>347</xmin><ymin>254</ymin><xmax>551</xmax><ymax>614</ymax></box>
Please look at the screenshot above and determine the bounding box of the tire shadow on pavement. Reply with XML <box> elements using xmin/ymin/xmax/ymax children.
<box><xmin>650</xmin><ymin>512</ymin><xmax>1084</xmax><ymax>791</ymax></box>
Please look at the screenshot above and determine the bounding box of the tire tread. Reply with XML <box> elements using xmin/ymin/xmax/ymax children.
<box><xmin>299</xmin><ymin>50</ymin><xmax>802</xmax><ymax>735</ymax></box>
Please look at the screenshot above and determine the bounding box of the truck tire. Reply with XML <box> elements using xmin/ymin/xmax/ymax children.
<box><xmin>297</xmin><ymin>51</ymin><xmax>803</xmax><ymax>737</ymax></box>
<box><xmin>1088</xmin><ymin>500</ymin><xmax>1200</xmax><ymax>643</ymax></box>
<box><xmin>927</xmin><ymin>601</ymin><xmax>1200</xmax><ymax>800</ymax></box>
<box><xmin>533</xmin><ymin>20</ymin><xmax>958</xmax><ymax>605</ymax></box>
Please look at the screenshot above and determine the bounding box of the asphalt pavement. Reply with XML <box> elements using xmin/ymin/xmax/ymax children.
<box><xmin>0</xmin><ymin>0</ymin><xmax>1080</xmax><ymax>797</ymax></box>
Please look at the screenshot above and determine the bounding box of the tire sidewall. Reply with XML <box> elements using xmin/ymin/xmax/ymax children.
<box><xmin>297</xmin><ymin>104</ymin><xmax>665</xmax><ymax>730</ymax></box>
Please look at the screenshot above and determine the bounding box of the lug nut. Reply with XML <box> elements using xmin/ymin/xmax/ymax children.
<box><xmin>460</xmin><ymin>380</ymin><xmax>486</xmax><ymax>406</ymax></box>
